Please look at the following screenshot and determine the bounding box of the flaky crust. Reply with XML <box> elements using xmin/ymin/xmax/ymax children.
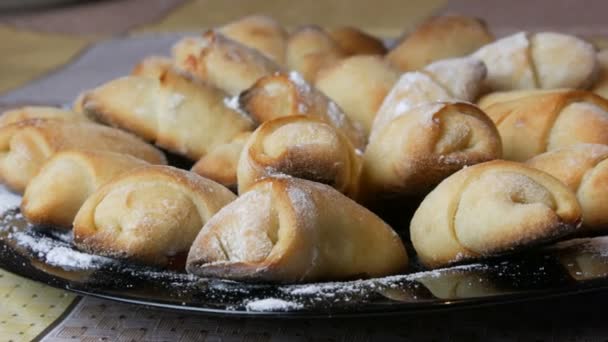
<box><xmin>286</xmin><ymin>26</ymin><xmax>345</xmax><ymax>83</ymax></box>
<box><xmin>237</xmin><ymin>116</ymin><xmax>362</xmax><ymax>198</ymax></box>
<box><xmin>21</xmin><ymin>150</ymin><xmax>148</xmax><ymax>229</ymax></box>
<box><xmin>527</xmin><ymin>144</ymin><xmax>608</xmax><ymax>232</ymax></box>
<box><xmin>315</xmin><ymin>55</ymin><xmax>399</xmax><ymax>135</ymax></box>
<box><xmin>411</xmin><ymin>160</ymin><xmax>582</xmax><ymax>269</ymax></box>
<box><xmin>386</xmin><ymin>15</ymin><xmax>494</xmax><ymax>72</ymax></box>
<box><xmin>328</xmin><ymin>26</ymin><xmax>387</xmax><ymax>56</ymax></box>
<box><xmin>472</xmin><ymin>32</ymin><xmax>598</xmax><ymax>91</ymax></box>
<box><xmin>219</xmin><ymin>15</ymin><xmax>287</xmax><ymax>65</ymax></box>
<box><xmin>0</xmin><ymin>106</ymin><xmax>88</xmax><ymax>127</ymax></box>
<box><xmin>172</xmin><ymin>31</ymin><xmax>282</xmax><ymax>95</ymax></box>
<box><xmin>361</xmin><ymin>102</ymin><xmax>501</xmax><ymax>200</ymax></box>
<box><xmin>239</xmin><ymin>72</ymin><xmax>366</xmax><ymax>148</ymax></box>
<box><xmin>483</xmin><ymin>89</ymin><xmax>608</xmax><ymax>161</ymax></box>
<box><xmin>0</xmin><ymin>119</ymin><xmax>166</xmax><ymax>192</ymax></box>
<box><xmin>370</xmin><ymin>57</ymin><xmax>487</xmax><ymax>141</ymax></box>
<box><xmin>186</xmin><ymin>177</ymin><xmax>407</xmax><ymax>283</ymax></box>
<box><xmin>82</xmin><ymin>65</ymin><xmax>253</xmax><ymax>160</ymax></box>
<box><xmin>190</xmin><ymin>132</ymin><xmax>251</xmax><ymax>190</ymax></box>
<box><xmin>73</xmin><ymin>165</ymin><xmax>236</xmax><ymax>267</ymax></box>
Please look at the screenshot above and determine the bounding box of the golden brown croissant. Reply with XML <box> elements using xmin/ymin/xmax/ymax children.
<box><xmin>22</xmin><ymin>150</ymin><xmax>149</xmax><ymax>229</ymax></box>
<box><xmin>527</xmin><ymin>144</ymin><xmax>608</xmax><ymax>232</ymax></box>
<box><xmin>237</xmin><ymin>115</ymin><xmax>362</xmax><ymax>197</ymax></box>
<box><xmin>82</xmin><ymin>65</ymin><xmax>253</xmax><ymax>160</ymax></box>
<box><xmin>239</xmin><ymin>72</ymin><xmax>366</xmax><ymax>148</ymax></box>
<box><xmin>190</xmin><ymin>132</ymin><xmax>251</xmax><ymax>190</ymax></box>
<box><xmin>186</xmin><ymin>177</ymin><xmax>408</xmax><ymax>283</ymax></box>
<box><xmin>328</xmin><ymin>26</ymin><xmax>387</xmax><ymax>56</ymax></box>
<box><xmin>361</xmin><ymin>102</ymin><xmax>501</xmax><ymax>200</ymax></box>
<box><xmin>73</xmin><ymin>165</ymin><xmax>236</xmax><ymax>267</ymax></box>
<box><xmin>131</xmin><ymin>56</ymin><xmax>174</xmax><ymax>78</ymax></box>
<box><xmin>482</xmin><ymin>89</ymin><xmax>608</xmax><ymax>161</ymax></box>
<box><xmin>411</xmin><ymin>160</ymin><xmax>582</xmax><ymax>269</ymax></box>
<box><xmin>0</xmin><ymin>106</ymin><xmax>88</xmax><ymax>126</ymax></box>
<box><xmin>286</xmin><ymin>26</ymin><xmax>345</xmax><ymax>83</ymax></box>
<box><xmin>172</xmin><ymin>31</ymin><xmax>282</xmax><ymax>95</ymax></box>
<box><xmin>472</xmin><ymin>32</ymin><xmax>598</xmax><ymax>91</ymax></box>
<box><xmin>315</xmin><ymin>55</ymin><xmax>400</xmax><ymax>135</ymax></box>
<box><xmin>219</xmin><ymin>15</ymin><xmax>287</xmax><ymax>65</ymax></box>
<box><xmin>0</xmin><ymin>119</ymin><xmax>166</xmax><ymax>192</ymax></box>
<box><xmin>387</xmin><ymin>15</ymin><xmax>494</xmax><ymax>72</ymax></box>
<box><xmin>370</xmin><ymin>57</ymin><xmax>487</xmax><ymax>141</ymax></box>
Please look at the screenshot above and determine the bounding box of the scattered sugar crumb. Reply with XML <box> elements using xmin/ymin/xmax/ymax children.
<box><xmin>0</xmin><ymin>186</ymin><xmax>21</xmax><ymax>216</ymax></box>
<box><xmin>288</xmin><ymin>71</ymin><xmax>311</xmax><ymax>93</ymax></box>
<box><xmin>245</xmin><ymin>298</ymin><xmax>303</xmax><ymax>312</ymax></box>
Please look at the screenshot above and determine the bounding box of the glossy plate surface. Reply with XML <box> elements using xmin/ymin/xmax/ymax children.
<box><xmin>1</xmin><ymin>197</ymin><xmax>608</xmax><ymax>317</ymax></box>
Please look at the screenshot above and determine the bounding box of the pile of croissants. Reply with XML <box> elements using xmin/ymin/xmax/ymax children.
<box><xmin>3</xmin><ymin>14</ymin><xmax>608</xmax><ymax>283</ymax></box>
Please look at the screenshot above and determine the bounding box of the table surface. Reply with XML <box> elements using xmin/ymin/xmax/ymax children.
<box><xmin>2</xmin><ymin>1</ymin><xmax>608</xmax><ymax>340</ymax></box>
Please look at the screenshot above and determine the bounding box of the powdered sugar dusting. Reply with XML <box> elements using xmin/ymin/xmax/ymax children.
<box><xmin>0</xmin><ymin>185</ymin><xmax>21</xmax><ymax>216</ymax></box>
<box><xmin>289</xmin><ymin>71</ymin><xmax>311</xmax><ymax>93</ymax></box>
<box><xmin>223</xmin><ymin>95</ymin><xmax>251</xmax><ymax>120</ymax></box>
<box><xmin>167</xmin><ymin>92</ymin><xmax>185</xmax><ymax>110</ymax></box>
<box><xmin>245</xmin><ymin>298</ymin><xmax>303</xmax><ymax>312</ymax></box>
<box><xmin>286</xmin><ymin>184</ymin><xmax>316</xmax><ymax>221</ymax></box>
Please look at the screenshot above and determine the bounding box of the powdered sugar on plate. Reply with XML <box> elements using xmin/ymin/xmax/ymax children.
<box><xmin>245</xmin><ymin>298</ymin><xmax>304</xmax><ymax>312</ymax></box>
<box><xmin>0</xmin><ymin>185</ymin><xmax>21</xmax><ymax>216</ymax></box>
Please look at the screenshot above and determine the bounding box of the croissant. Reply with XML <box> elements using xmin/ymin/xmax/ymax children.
<box><xmin>527</xmin><ymin>144</ymin><xmax>608</xmax><ymax>232</ymax></box>
<box><xmin>73</xmin><ymin>165</ymin><xmax>236</xmax><ymax>267</ymax></box>
<box><xmin>592</xmin><ymin>50</ymin><xmax>608</xmax><ymax>99</ymax></box>
<box><xmin>286</xmin><ymin>26</ymin><xmax>345</xmax><ymax>83</ymax></box>
<box><xmin>315</xmin><ymin>55</ymin><xmax>400</xmax><ymax>134</ymax></box>
<box><xmin>0</xmin><ymin>119</ymin><xmax>166</xmax><ymax>192</ymax></box>
<box><xmin>239</xmin><ymin>72</ymin><xmax>366</xmax><ymax>148</ymax></box>
<box><xmin>131</xmin><ymin>56</ymin><xmax>174</xmax><ymax>78</ymax></box>
<box><xmin>482</xmin><ymin>89</ymin><xmax>608</xmax><ymax>161</ymax></box>
<box><xmin>22</xmin><ymin>150</ymin><xmax>149</xmax><ymax>229</ymax></box>
<box><xmin>328</xmin><ymin>26</ymin><xmax>387</xmax><ymax>56</ymax></box>
<box><xmin>472</xmin><ymin>32</ymin><xmax>598</xmax><ymax>91</ymax></box>
<box><xmin>387</xmin><ymin>15</ymin><xmax>494</xmax><ymax>72</ymax></box>
<box><xmin>361</xmin><ymin>102</ymin><xmax>501</xmax><ymax>200</ymax></box>
<box><xmin>172</xmin><ymin>31</ymin><xmax>282</xmax><ymax>95</ymax></box>
<box><xmin>410</xmin><ymin>160</ymin><xmax>582</xmax><ymax>269</ymax></box>
<box><xmin>191</xmin><ymin>132</ymin><xmax>251</xmax><ymax>190</ymax></box>
<box><xmin>219</xmin><ymin>15</ymin><xmax>287</xmax><ymax>65</ymax></box>
<box><xmin>370</xmin><ymin>57</ymin><xmax>487</xmax><ymax>141</ymax></box>
<box><xmin>237</xmin><ymin>115</ymin><xmax>362</xmax><ymax>197</ymax></box>
<box><xmin>0</xmin><ymin>106</ymin><xmax>87</xmax><ymax>126</ymax></box>
<box><xmin>186</xmin><ymin>177</ymin><xmax>408</xmax><ymax>283</ymax></box>
<box><xmin>82</xmin><ymin>65</ymin><xmax>253</xmax><ymax>160</ymax></box>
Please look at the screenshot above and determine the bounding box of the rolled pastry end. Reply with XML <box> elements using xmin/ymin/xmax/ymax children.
<box><xmin>73</xmin><ymin>165</ymin><xmax>236</xmax><ymax>267</ymax></box>
<box><xmin>187</xmin><ymin>177</ymin><xmax>408</xmax><ymax>283</ymax></box>
<box><xmin>411</xmin><ymin>160</ymin><xmax>582</xmax><ymax>269</ymax></box>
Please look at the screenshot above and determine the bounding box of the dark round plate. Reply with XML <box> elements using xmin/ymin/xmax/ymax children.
<box><xmin>2</xmin><ymin>199</ymin><xmax>608</xmax><ymax>318</ymax></box>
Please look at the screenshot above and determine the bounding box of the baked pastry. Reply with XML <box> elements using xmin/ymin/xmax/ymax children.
<box><xmin>81</xmin><ymin>65</ymin><xmax>253</xmax><ymax>160</ymax></box>
<box><xmin>482</xmin><ymin>89</ymin><xmax>608</xmax><ymax>161</ymax></box>
<box><xmin>361</xmin><ymin>102</ymin><xmax>501</xmax><ymax>200</ymax></box>
<box><xmin>237</xmin><ymin>115</ymin><xmax>362</xmax><ymax>197</ymax></box>
<box><xmin>387</xmin><ymin>15</ymin><xmax>493</xmax><ymax>72</ymax></box>
<box><xmin>22</xmin><ymin>150</ymin><xmax>149</xmax><ymax>229</ymax></box>
<box><xmin>477</xmin><ymin>89</ymin><xmax>560</xmax><ymax>109</ymax></box>
<box><xmin>73</xmin><ymin>165</ymin><xmax>236</xmax><ymax>267</ymax></box>
<box><xmin>315</xmin><ymin>55</ymin><xmax>400</xmax><ymax>134</ymax></box>
<box><xmin>191</xmin><ymin>132</ymin><xmax>251</xmax><ymax>190</ymax></box>
<box><xmin>472</xmin><ymin>32</ymin><xmax>598</xmax><ymax>91</ymax></box>
<box><xmin>172</xmin><ymin>31</ymin><xmax>282</xmax><ymax>95</ymax></box>
<box><xmin>186</xmin><ymin>177</ymin><xmax>408</xmax><ymax>283</ymax></box>
<box><xmin>219</xmin><ymin>15</ymin><xmax>287</xmax><ymax>65</ymax></box>
<box><xmin>131</xmin><ymin>56</ymin><xmax>174</xmax><ymax>78</ymax></box>
<box><xmin>328</xmin><ymin>26</ymin><xmax>387</xmax><ymax>56</ymax></box>
<box><xmin>410</xmin><ymin>160</ymin><xmax>582</xmax><ymax>269</ymax></box>
<box><xmin>0</xmin><ymin>106</ymin><xmax>87</xmax><ymax>126</ymax></box>
<box><xmin>370</xmin><ymin>57</ymin><xmax>487</xmax><ymax>141</ymax></box>
<box><xmin>527</xmin><ymin>144</ymin><xmax>608</xmax><ymax>232</ymax></box>
<box><xmin>239</xmin><ymin>72</ymin><xmax>366</xmax><ymax>148</ymax></box>
<box><xmin>592</xmin><ymin>49</ymin><xmax>608</xmax><ymax>99</ymax></box>
<box><xmin>286</xmin><ymin>26</ymin><xmax>345</xmax><ymax>83</ymax></box>
<box><xmin>0</xmin><ymin>119</ymin><xmax>166</xmax><ymax>192</ymax></box>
